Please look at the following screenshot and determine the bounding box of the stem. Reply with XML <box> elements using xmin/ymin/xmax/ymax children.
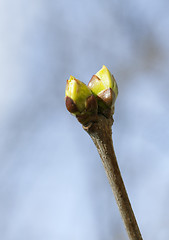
<box><xmin>83</xmin><ymin>115</ymin><xmax>143</xmax><ymax>240</ymax></box>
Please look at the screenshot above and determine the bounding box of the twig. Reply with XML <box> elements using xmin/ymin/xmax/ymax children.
<box><xmin>65</xmin><ymin>66</ymin><xmax>143</xmax><ymax>239</ymax></box>
<box><xmin>83</xmin><ymin>115</ymin><xmax>143</xmax><ymax>240</ymax></box>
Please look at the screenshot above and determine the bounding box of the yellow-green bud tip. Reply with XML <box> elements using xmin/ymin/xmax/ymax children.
<box><xmin>96</xmin><ymin>65</ymin><xmax>113</xmax><ymax>89</ymax></box>
<box><xmin>65</xmin><ymin>76</ymin><xmax>94</xmax><ymax>114</ymax></box>
<box><xmin>88</xmin><ymin>65</ymin><xmax>118</xmax><ymax>107</ymax></box>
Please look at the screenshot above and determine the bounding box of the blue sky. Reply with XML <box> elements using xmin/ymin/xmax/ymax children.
<box><xmin>0</xmin><ymin>0</ymin><xmax>169</xmax><ymax>239</ymax></box>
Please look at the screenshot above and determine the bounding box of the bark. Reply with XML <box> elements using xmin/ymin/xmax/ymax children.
<box><xmin>83</xmin><ymin>115</ymin><xmax>143</xmax><ymax>240</ymax></box>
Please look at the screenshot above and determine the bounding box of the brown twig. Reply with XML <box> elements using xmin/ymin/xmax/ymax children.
<box><xmin>83</xmin><ymin>115</ymin><xmax>143</xmax><ymax>240</ymax></box>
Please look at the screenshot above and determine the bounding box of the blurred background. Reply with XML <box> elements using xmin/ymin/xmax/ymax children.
<box><xmin>0</xmin><ymin>0</ymin><xmax>169</xmax><ymax>239</ymax></box>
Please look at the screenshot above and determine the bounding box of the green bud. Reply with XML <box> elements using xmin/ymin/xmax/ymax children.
<box><xmin>88</xmin><ymin>65</ymin><xmax>118</xmax><ymax>117</ymax></box>
<box><xmin>88</xmin><ymin>65</ymin><xmax>118</xmax><ymax>107</ymax></box>
<box><xmin>65</xmin><ymin>76</ymin><xmax>98</xmax><ymax>125</ymax></box>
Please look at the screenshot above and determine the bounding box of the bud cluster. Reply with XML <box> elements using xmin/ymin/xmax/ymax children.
<box><xmin>65</xmin><ymin>66</ymin><xmax>118</xmax><ymax>125</ymax></box>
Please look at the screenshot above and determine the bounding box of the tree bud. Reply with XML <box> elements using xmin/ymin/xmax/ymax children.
<box><xmin>65</xmin><ymin>76</ymin><xmax>98</xmax><ymax>125</ymax></box>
